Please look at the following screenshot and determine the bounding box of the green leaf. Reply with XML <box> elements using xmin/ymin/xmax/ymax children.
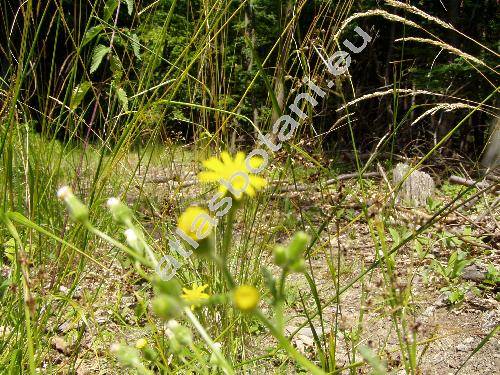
<box><xmin>70</xmin><ymin>81</ymin><xmax>92</xmax><ymax>110</ymax></box>
<box><xmin>123</xmin><ymin>0</ymin><xmax>134</xmax><ymax>15</ymax></box>
<box><xmin>130</xmin><ymin>33</ymin><xmax>141</xmax><ymax>60</ymax></box>
<box><xmin>104</xmin><ymin>0</ymin><xmax>119</xmax><ymax>22</ymax></box>
<box><xmin>115</xmin><ymin>87</ymin><xmax>128</xmax><ymax>112</ymax></box>
<box><xmin>388</xmin><ymin>227</ymin><xmax>400</xmax><ymax>246</ymax></box>
<box><xmin>3</xmin><ymin>238</ymin><xmax>15</xmax><ymax>262</ymax></box>
<box><xmin>90</xmin><ymin>45</ymin><xmax>111</xmax><ymax>73</ymax></box>
<box><xmin>81</xmin><ymin>26</ymin><xmax>104</xmax><ymax>47</ymax></box>
<box><xmin>448</xmin><ymin>288</ymin><xmax>464</xmax><ymax>304</ymax></box>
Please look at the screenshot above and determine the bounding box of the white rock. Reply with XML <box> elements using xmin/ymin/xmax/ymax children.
<box><xmin>393</xmin><ymin>163</ymin><xmax>435</xmax><ymax>206</ymax></box>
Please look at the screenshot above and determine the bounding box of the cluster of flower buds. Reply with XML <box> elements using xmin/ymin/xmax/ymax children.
<box><xmin>273</xmin><ymin>231</ymin><xmax>310</xmax><ymax>272</ymax></box>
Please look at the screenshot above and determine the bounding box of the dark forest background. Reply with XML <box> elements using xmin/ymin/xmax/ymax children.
<box><xmin>0</xmin><ymin>0</ymin><xmax>498</xmax><ymax>160</ymax></box>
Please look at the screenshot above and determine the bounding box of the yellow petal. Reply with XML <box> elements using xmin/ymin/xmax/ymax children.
<box><xmin>221</xmin><ymin>151</ymin><xmax>232</xmax><ymax>166</ymax></box>
<box><xmin>203</xmin><ymin>157</ymin><xmax>225</xmax><ymax>172</ymax></box>
<box><xmin>249</xmin><ymin>175</ymin><xmax>267</xmax><ymax>189</ymax></box>
<box><xmin>245</xmin><ymin>185</ymin><xmax>256</xmax><ymax>197</ymax></box>
<box><xmin>198</xmin><ymin>171</ymin><xmax>220</xmax><ymax>182</ymax></box>
<box><xmin>248</xmin><ymin>155</ymin><xmax>264</xmax><ymax>170</ymax></box>
<box><xmin>235</xmin><ymin>151</ymin><xmax>245</xmax><ymax>166</ymax></box>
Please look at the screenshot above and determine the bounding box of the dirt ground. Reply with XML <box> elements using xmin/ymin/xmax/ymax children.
<box><xmin>42</xmin><ymin>159</ymin><xmax>499</xmax><ymax>374</ymax></box>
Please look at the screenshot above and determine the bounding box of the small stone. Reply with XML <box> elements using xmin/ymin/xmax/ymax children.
<box><xmin>59</xmin><ymin>285</ymin><xmax>70</xmax><ymax>294</ymax></box>
<box><xmin>423</xmin><ymin>306</ymin><xmax>435</xmax><ymax>317</ymax></box>
<box><xmin>456</xmin><ymin>343</ymin><xmax>468</xmax><ymax>352</ymax></box>
<box><xmin>461</xmin><ymin>264</ymin><xmax>487</xmax><ymax>283</ymax></box>
<box><xmin>51</xmin><ymin>336</ymin><xmax>70</xmax><ymax>354</ymax></box>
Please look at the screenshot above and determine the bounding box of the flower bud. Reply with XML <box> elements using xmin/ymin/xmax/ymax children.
<box><xmin>110</xmin><ymin>344</ymin><xmax>142</xmax><ymax>369</ymax></box>
<box><xmin>153</xmin><ymin>277</ymin><xmax>182</xmax><ymax>297</ymax></box>
<box><xmin>171</xmin><ymin>323</ymin><xmax>192</xmax><ymax>345</ymax></box>
<box><xmin>107</xmin><ymin>197</ymin><xmax>132</xmax><ymax>225</ymax></box>
<box><xmin>143</xmin><ymin>347</ymin><xmax>158</xmax><ymax>361</ymax></box>
<box><xmin>273</xmin><ymin>245</ymin><xmax>287</xmax><ymax>266</ymax></box>
<box><xmin>287</xmin><ymin>231</ymin><xmax>310</xmax><ymax>259</ymax></box>
<box><xmin>152</xmin><ymin>295</ymin><xmax>181</xmax><ymax>321</ymax></box>
<box><xmin>57</xmin><ymin>186</ymin><xmax>89</xmax><ymax>223</ymax></box>
<box><xmin>124</xmin><ymin>228</ymin><xmax>144</xmax><ymax>254</ymax></box>
<box><xmin>57</xmin><ymin>186</ymin><xmax>72</xmax><ymax>200</ymax></box>
<box><xmin>233</xmin><ymin>285</ymin><xmax>260</xmax><ymax>312</ymax></box>
<box><xmin>135</xmin><ymin>338</ymin><xmax>148</xmax><ymax>349</ymax></box>
<box><xmin>289</xmin><ymin>258</ymin><xmax>306</xmax><ymax>273</ymax></box>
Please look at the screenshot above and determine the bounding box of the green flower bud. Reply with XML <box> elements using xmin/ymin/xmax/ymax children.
<box><xmin>143</xmin><ymin>347</ymin><xmax>158</xmax><ymax>362</ymax></box>
<box><xmin>57</xmin><ymin>186</ymin><xmax>89</xmax><ymax>223</ymax></box>
<box><xmin>289</xmin><ymin>258</ymin><xmax>306</xmax><ymax>273</ymax></box>
<box><xmin>287</xmin><ymin>231</ymin><xmax>310</xmax><ymax>259</ymax></box>
<box><xmin>169</xmin><ymin>338</ymin><xmax>181</xmax><ymax>353</ymax></box>
<box><xmin>124</xmin><ymin>228</ymin><xmax>144</xmax><ymax>254</ymax></box>
<box><xmin>152</xmin><ymin>295</ymin><xmax>181</xmax><ymax>321</ymax></box>
<box><xmin>273</xmin><ymin>245</ymin><xmax>287</xmax><ymax>266</ymax></box>
<box><xmin>193</xmin><ymin>235</ymin><xmax>214</xmax><ymax>257</ymax></box>
<box><xmin>152</xmin><ymin>278</ymin><xmax>182</xmax><ymax>297</ymax></box>
<box><xmin>107</xmin><ymin>197</ymin><xmax>132</xmax><ymax>225</ymax></box>
<box><xmin>110</xmin><ymin>344</ymin><xmax>142</xmax><ymax>369</ymax></box>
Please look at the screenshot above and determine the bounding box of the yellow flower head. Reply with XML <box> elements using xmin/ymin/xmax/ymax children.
<box><xmin>233</xmin><ymin>285</ymin><xmax>260</xmax><ymax>312</ymax></box>
<box><xmin>135</xmin><ymin>338</ymin><xmax>148</xmax><ymax>349</ymax></box>
<box><xmin>198</xmin><ymin>151</ymin><xmax>267</xmax><ymax>199</ymax></box>
<box><xmin>181</xmin><ymin>283</ymin><xmax>210</xmax><ymax>310</ymax></box>
<box><xmin>177</xmin><ymin>206</ymin><xmax>213</xmax><ymax>240</ymax></box>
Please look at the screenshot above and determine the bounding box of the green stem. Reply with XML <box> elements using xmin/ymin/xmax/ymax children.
<box><xmin>213</xmin><ymin>255</ymin><xmax>235</xmax><ymax>288</ymax></box>
<box><xmin>255</xmin><ymin>310</ymin><xmax>326</xmax><ymax>375</ymax></box>
<box><xmin>222</xmin><ymin>200</ymin><xmax>238</xmax><ymax>261</ymax></box>
<box><xmin>85</xmin><ymin>223</ymin><xmax>151</xmax><ymax>266</ymax></box>
<box><xmin>184</xmin><ymin>307</ymin><xmax>235</xmax><ymax>375</ymax></box>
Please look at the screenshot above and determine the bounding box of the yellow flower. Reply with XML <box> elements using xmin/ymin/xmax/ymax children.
<box><xmin>177</xmin><ymin>206</ymin><xmax>213</xmax><ymax>240</ymax></box>
<box><xmin>233</xmin><ymin>285</ymin><xmax>260</xmax><ymax>311</ymax></box>
<box><xmin>198</xmin><ymin>151</ymin><xmax>267</xmax><ymax>199</ymax></box>
<box><xmin>135</xmin><ymin>338</ymin><xmax>148</xmax><ymax>349</ymax></box>
<box><xmin>181</xmin><ymin>283</ymin><xmax>210</xmax><ymax>309</ymax></box>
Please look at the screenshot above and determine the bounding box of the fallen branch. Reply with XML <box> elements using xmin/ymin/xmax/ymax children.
<box><xmin>449</xmin><ymin>175</ymin><xmax>498</xmax><ymax>192</ymax></box>
<box><xmin>144</xmin><ymin>172</ymin><xmax>382</xmax><ymax>194</ymax></box>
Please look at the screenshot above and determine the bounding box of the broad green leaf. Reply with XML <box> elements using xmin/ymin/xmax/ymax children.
<box><xmin>90</xmin><ymin>45</ymin><xmax>111</xmax><ymax>73</ymax></box>
<box><xmin>81</xmin><ymin>26</ymin><xmax>104</xmax><ymax>47</ymax></box>
<box><xmin>130</xmin><ymin>33</ymin><xmax>141</xmax><ymax>60</ymax></box>
<box><xmin>104</xmin><ymin>0</ymin><xmax>119</xmax><ymax>22</ymax></box>
<box><xmin>70</xmin><ymin>81</ymin><xmax>92</xmax><ymax>110</ymax></box>
<box><xmin>116</xmin><ymin>87</ymin><xmax>128</xmax><ymax>112</ymax></box>
<box><xmin>123</xmin><ymin>0</ymin><xmax>134</xmax><ymax>15</ymax></box>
